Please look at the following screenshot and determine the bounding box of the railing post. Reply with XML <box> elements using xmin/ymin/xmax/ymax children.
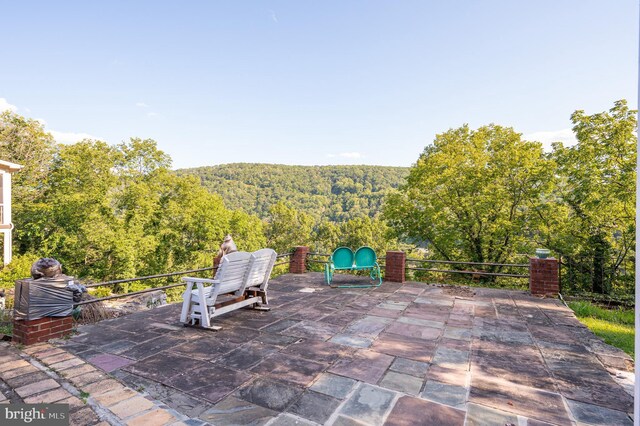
<box><xmin>385</xmin><ymin>251</ymin><xmax>405</xmax><ymax>283</ymax></box>
<box><xmin>290</xmin><ymin>246</ymin><xmax>309</xmax><ymax>274</ymax></box>
<box><xmin>529</xmin><ymin>257</ymin><xmax>560</xmax><ymax>296</ymax></box>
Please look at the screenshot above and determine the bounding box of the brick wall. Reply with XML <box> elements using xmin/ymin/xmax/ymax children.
<box><xmin>385</xmin><ymin>251</ymin><xmax>406</xmax><ymax>283</ymax></box>
<box><xmin>529</xmin><ymin>257</ymin><xmax>559</xmax><ymax>296</ymax></box>
<box><xmin>13</xmin><ymin>316</ymin><xmax>73</xmax><ymax>346</ymax></box>
<box><xmin>289</xmin><ymin>246</ymin><xmax>309</xmax><ymax>274</ymax></box>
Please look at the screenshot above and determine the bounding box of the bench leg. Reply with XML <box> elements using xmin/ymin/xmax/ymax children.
<box><xmin>180</xmin><ymin>283</ymin><xmax>194</xmax><ymax>324</ymax></box>
<box><xmin>196</xmin><ymin>283</ymin><xmax>212</xmax><ymax>329</ymax></box>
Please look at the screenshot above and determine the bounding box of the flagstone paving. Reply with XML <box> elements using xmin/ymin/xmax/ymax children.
<box><xmin>41</xmin><ymin>272</ymin><xmax>636</xmax><ymax>425</ymax></box>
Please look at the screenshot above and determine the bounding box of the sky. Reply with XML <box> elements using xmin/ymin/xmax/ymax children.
<box><xmin>1</xmin><ymin>1</ymin><xmax>638</xmax><ymax>169</ymax></box>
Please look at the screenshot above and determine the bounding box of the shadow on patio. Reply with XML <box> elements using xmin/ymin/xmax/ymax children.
<box><xmin>55</xmin><ymin>273</ymin><xmax>633</xmax><ymax>425</ymax></box>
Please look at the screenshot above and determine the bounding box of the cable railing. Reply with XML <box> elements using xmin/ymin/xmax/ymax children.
<box><xmin>77</xmin><ymin>251</ymin><xmax>293</xmax><ymax>306</ymax></box>
<box><xmin>83</xmin><ymin>267</ymin><xmax>216</xmax><ymax>288</ymax></box>
<box><xmin>75</xmin><ymin>249</ymin><xmax>532</xmax><ymax>307</ymax></box>
<box><xmin>405</xmin><ymin>258</ymin><xmax>529</xmax><ymax>279</ymax></box>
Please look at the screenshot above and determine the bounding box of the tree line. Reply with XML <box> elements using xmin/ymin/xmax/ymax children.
<box><xmin>0</xmin><ymin>99</ymin><xmax>635</xmax><ymax>296</ymax></box>
<box><xmin>385</xmin><ymin>100</ymin><xmax>635</xmax><ymax>295</ymax></box>
<box><xmin>177</xmin><ymin>163</ymin><xmax>408</xmax><ymax>223</ymax></box>
<box><xmin>0</xmin><ymin>111</ymin><xmax>399</xmax><ymax>287</ymax></box>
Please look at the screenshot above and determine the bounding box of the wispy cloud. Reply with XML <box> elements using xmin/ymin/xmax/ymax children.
<box><xmin>0</xmin><ymin>98</ymin><xmax>101</xmax><ymax>144</ymax></box>
<box><xmin>136</xmin><ymin>102</ymin><xmax>149</xmax><ymax>108</ymax></box>
<box><xmin>327</xmin><ymin>152</ymin><xmax>363</xmax><ymax>159</ymax></box>
<box><xmin>49</xmin><ymin>130</ymin><xmax>102</xmax><ymax>144</ymax></box>
<box><xmin>269</xmin><ymin>9</ymin><xmax>278</xmax><ymax>23</ymax></box>
<box><xmin>0</xmin><ymin>98</ymin><xmax>17</xmax><ymax>112</ymax></box>
<box><xmin>523</xmin><ymin>128</ymin><xmax>577</xmax><ymax>151</ymax></box>
<box><xmin>147</xmin><ymin>112</ymin><xmax>158</xmax><ymax>117</ymax></box>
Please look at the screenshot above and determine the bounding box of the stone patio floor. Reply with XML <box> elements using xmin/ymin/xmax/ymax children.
<box><xmin>55</xmin><ymin>272</ymin><xmax>634</xmax><ymax>425</ymax></box>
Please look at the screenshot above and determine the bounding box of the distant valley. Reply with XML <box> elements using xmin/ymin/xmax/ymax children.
<box><xmin>177</xmin><ymin>163</ymin><xmax>409</xmax><ymax>223</ymax></box>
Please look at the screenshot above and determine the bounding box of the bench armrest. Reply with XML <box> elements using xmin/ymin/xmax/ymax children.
<box><xmin>182</xmin><ymin>277</ymin><xmax>220</xmax><ymax>284</ymax></box>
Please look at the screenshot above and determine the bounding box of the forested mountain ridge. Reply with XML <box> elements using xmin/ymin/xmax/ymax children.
<box><xmin>177</xmin><ymin>163</ymin><xmax>409</xmax><ymax>222</ymax></box>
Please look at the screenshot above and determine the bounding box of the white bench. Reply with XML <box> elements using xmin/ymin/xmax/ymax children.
<box><xmin>179</xmin><ymin>248</ymin><xmax>277</xmax><ymax>329</ymax></box>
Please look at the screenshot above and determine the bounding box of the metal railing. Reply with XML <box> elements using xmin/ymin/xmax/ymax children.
<box><xmin>405</xmin><ymin>258</ymin><xmax>529</xmax><ymax>279</ymax></box>
<box><xmin>77</xmin><ymin>251</ymin><xmax>293</xmax><ymax>306</ymax></box>
<box><xmin>560</xmin><ymin>254</ymin><xmax>634</xmax><ymax>296</ymax></box>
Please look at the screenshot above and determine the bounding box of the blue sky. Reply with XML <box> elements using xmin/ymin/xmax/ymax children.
<box><xmin>1</xmin><ymin>1</ymin><xmax>637</xmax><ymax>169</ymax></box>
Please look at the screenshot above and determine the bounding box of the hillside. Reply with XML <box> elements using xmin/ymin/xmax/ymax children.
<box><xmin>177</xmin><ymin>163</ymin><xmax>409</xmax><ymax>223</ymax></box>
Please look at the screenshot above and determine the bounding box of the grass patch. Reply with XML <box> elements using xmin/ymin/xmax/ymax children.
<box><xmin>568</xmin><ymin>300</ymin><xmax>634</xmax><ymax>358</ymax></box>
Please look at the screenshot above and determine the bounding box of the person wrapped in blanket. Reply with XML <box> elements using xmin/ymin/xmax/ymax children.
<box><xmin>212</xmin><ymin>234</ymin><xmax>238</xmax><ymax>277</ymax></box>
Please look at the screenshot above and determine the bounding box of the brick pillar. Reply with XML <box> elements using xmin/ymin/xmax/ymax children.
<box><xmin>13</xmin><ymin>316</ymin><xmax>73</xmax><ymax>346</ymax></box>
<box><xmin>289</xmin><ymin>246</ymin><xmax>309</xmax><ymax>274</ymax></box>
<box><xmin>385</xmin><ymin>251</ymin><xmax>406</xmax><ymax>283</ymax></box>
<box><xmin>529</xmin><ymin>257</ymin><xmax>560</xmax><ymax>296</ymax></box>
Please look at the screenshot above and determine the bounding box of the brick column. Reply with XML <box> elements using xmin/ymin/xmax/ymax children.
<box><xmin>289</xmin><ymin>246</ymin><xmax>309</xmax><ymax>274</ymax></box>
<box><xmin>13</xmin><ymin>316</ymin><xmax>73</xmax><ymax>346</ymax></box>
<box><xmin>529</xmin><ymin>257</ymin><xmax>559</xmax><ymax>296</ymax></box>
<box><xmin>385</xmin><ymin>251</ymin><xmax>405</xmax><ymax>283</ymax></box>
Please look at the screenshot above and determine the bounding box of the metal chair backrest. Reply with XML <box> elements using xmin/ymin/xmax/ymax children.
<box><xmin>332</xmin><ymin>247</ymin><xmax>355</xmax><ymax>269</ymax></box>
<box><xmin>354</xmin><ymin>246</ymin><xmax>377</xmax><ymax>268</ymax></box>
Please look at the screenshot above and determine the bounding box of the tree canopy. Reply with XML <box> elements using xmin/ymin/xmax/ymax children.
<box><xmin>547</xmin><ymin>100</ymin><xmax>636</xmax><ymax>293</ymax></box>
<box><xmin>385</xmin><ymin>124</ymin><xmax>553</xmax><ymax>268</ymax></box>
<box><xmin>0</xmin><ymin>101</ymin><xmax>635</xmax><ymax>297</ymax></box>
<box><xmin>178</xmin><ymin>163</ymin><xmax>408</xmax><ymax>223</ymax></box>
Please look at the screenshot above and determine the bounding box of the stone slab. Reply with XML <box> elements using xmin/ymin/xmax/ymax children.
<box><xmin>283</xmin><ymin>338</ymin><xmax>354</xmax><ymax>364</ymax></box>
<box><xmin>87</xmin><ymin>353</ymin><xmax>135</xmax><ymax>372</ymax></box>
<box><xmin>251</xmin><ymin>353</ymin><xmax>326</xmax><ymax>387</ymax></box>
<box><xmin>120</xmin><ymin>335</ymin><xmax>184</xmax><ymax>360</ymax></box>
<box><xmin>123</xmin><ymin>352</ymin><xmax>202</xmax><ymax>382</ymax></box>
<box><xmin>465</xmin><ymin>403</ymin><xmax>519</xmax><ymax>426</ymax></box>
<box><xmin>329</xmin><ymin>350</ymin><xmax>394</xmax><ymax>384</ymax></box>
<box><xmin>217</xmin><ymin>342</ymin><xmax>280</xmax><ymax>370</ymax></box>
<box><xmin>281</xmin><ymin>321</ymin><xmax>342</xmax><ymax>341</ymax></box>
<box><xmin>432</xmin><ymin>347</ymin><xmax>469</xmax><ymax>370</ymax></box>
<box><xmin>397</xmin><ymin>316</ymin><xmax>445</xmax><ymax>329</ymax></box>
<box><xmin>310</xmin><ymin>373</ymin><xmax>357</xmax><ymax>400</ymax></box>
<box><xmin>385</xmin><ymin>321</ymin><xmax>442</xmax><ymax>341</ymax></box>
<box><xmin>370</xmin><ymin>333</ymin><xmax>435</xmax><ymax>363</ymax></box>
<box><xmin>170</xmin><ymin>337</ymin><xmax>240</xmax><ymax>360</ymax></box>
<box><xmin>287</xmin><ymin>390</ymin><xmax>340</xmax><ymax>424</ymax></box>
<box><xmin>200</xmin><ymin>395</ymin><xmax>277</xmax><ymax>425</ymax></box>
<box><xmin>269</xmin><ymin>413</ymin><xmax>316</xmax><ymax>425</ymax></box>
<box><xmin>167</xmin><ymin>364</ymin><xmax>252</xmax><ymax>403</ymax></box>
<box><xmin>332</xmin><ymin>415</ymin><xmax>369</xmax><ymax>426</ymax></box>
<box><xmin>379</xmin><ymin>371</ymin><xmax>423</xmax><ymax>395</ymax></box>
<box><xmin>385</xmin><ymin>395</ymin><xmax>466</xmax><ymax>426</ymax></box>
<box><xmin>339</xmin><ymin>383</ymin><xmax>396</xmax><ymax>425</ymax></box>
<box><xmin>566</xmin><ymin>398</ymin><xmax>633</xmax><ymax>425</ymax></box>
<box><xmin>389</xmin><ymin>357</ymin><xmax>429</xmax><ymax>378</ymax></box>
<box><xmin>329</xmin><ymin>334</ymin><xmax>373</xmax><ymax>348</ymax></box>
<box><xmin>469</xmin><ymin>376</ymin><xmax>572</xmax><ymax>425</ymax></box>
<box><xmin>421</xmin><ymin>380</ymin><xmax>467</xmax><ymax>408</ymax></box>
<box><xmin>236</xmin><ymin>378</ymin><xmax>304</xmax><ymax>411</ymax></box>
<box><xmin>426</xmin><ymin>365</ymin><xmax>468</xmax><ymax>386</ymax></box>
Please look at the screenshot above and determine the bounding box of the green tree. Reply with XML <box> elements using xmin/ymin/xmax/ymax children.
<box><xmin>385</xmin><ymin>124</ymin><xmax>553</xmax><ymax>271</ymax></box>
<box><xmin>265</xmin><ymin>201</ymin><xmax>313</xmax><ymax>253</ymax></box>
<box><xmin>0</xmin><ymin>111</ymin><xmax>57</xmax><ymax>253</ymax></box>
<box><xmin>313</xmin><ymin>217</ymin><xmax>395</xmax><ymax>256</ymax></box>
<box><xmin>550</xmin><ymin>100</ymin><xmax>636</xmax><ymax>293</ymax></box>
<box><xmin>229</xmin><ymin>210</ymin><xmax>267</xmax><ymax>252</ymax></box>
<box><xmin>0</xmin><ymin>111</ymin><xmax>56</xmax><ymax>202</ymax></box>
